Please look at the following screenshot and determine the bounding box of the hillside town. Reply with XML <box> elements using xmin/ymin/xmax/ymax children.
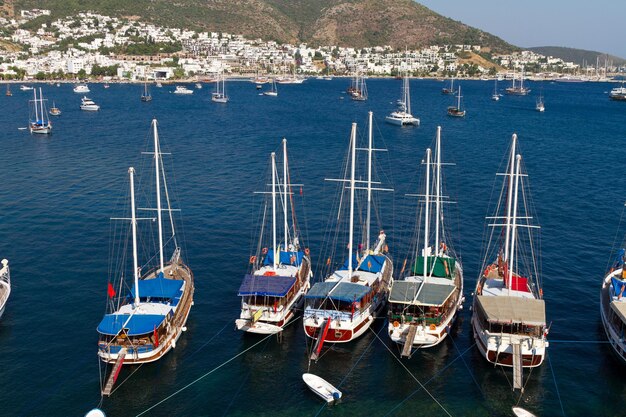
<box><xmin>0</xmin><ymin>10</ymin><xmax>622</xmax><ymax>81</ymax></box>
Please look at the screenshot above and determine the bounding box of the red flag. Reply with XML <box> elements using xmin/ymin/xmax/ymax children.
<box><xmin>107</xmin><ymin>282</ymin><xmax>116</xmax><ymax>298</ymax></box>
<box><xmin>153</xmin><ymin>325</ymin><xmax>159</xmax><ymax>347</ymax></box>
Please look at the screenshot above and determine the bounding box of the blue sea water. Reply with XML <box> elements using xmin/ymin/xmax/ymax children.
<box><xmin>0</xmin><ymin>78</ymin><xmax>625</xmax><ymax>417</ymax></box>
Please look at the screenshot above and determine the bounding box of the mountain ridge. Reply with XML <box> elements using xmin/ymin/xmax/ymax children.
<box><xmin>528</xmin><ymin>46</ymin><xmax>626</xmax><ymax>66</ymax></box>
<box><xmin>14</xmin><ymin>0</ymin><xmax>516</xmax><ymax>52</ymax></box>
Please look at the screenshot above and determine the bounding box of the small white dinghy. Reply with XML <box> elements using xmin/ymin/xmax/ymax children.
<box><xmin>512</xmin><ymin>406</ymin><xmax>537</xmax><ymax>417</ymax></box>
<box><xmin>84</xmin><ymin>409</ymin><xmax>106</xmax><ymax>417</ymax></box>
<box><xmin>302</xmin><ymin>373</ymin><xmax>342</xmax><ymax>403</ymax></box>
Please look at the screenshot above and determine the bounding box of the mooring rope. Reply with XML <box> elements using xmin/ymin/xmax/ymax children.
<box><xmin>312</xmin><ymin>325</ymin><xmax>383</xmax><ymax>417</ymax></box>
<box><xmin>384</xmin><ymin>342</ymin><xmax>477</xmax><ymax>416</ymax></box>
<box><xmin>369</xmin><ymin>327</ymin><xmax>453</xmax><ymax>417</ymax></box>
<box><xmin>547</xmin><ymin>351</ymin><xmax>566</xmax><ymax>417</ymax></box>
<box><xmin>134</xmin><ymin>318</ymin><xmax>300</xmax><ymax>416</ymax></box>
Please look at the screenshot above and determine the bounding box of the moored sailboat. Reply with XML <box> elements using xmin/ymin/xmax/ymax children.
<box><xmin>388</xmin><ymin>127</ymin><xmax>463</xmax><ymax>355</ymax></box>
<box><xmin>505</xmin><ymin>67</ymin><xmax>530</xmax><ymax>95</ymax></box>
<box><xmin>235</xmin><ymin>139</ymin><xmax>311</xmax><ymax>334</ymax></box>
<box><xmin>29</xmin><ymin>88</ymin><xmax>52</xmax><ymax>134</ymax></box>
<box><xmin>97</xmin><ymin>119</ymin><xmax>194</xmax><ymax>396</ymax></box>
<box><xmin>447</xmin><ymin>86</ymin><xmax>466</xmax><ymax>117</ymax></box>
<box><xmin>492</xmin><ymin>78</ymin><xmax>500</xmax><ymax>101</ymax></box>
<box><xmin>49</xmin><ymin>102</ymin><xmax>61</xmax><ymax>116</ymax></box>
<box><xmin>140</xmin><ymin>80</ymin><xmax>152</xmax><ymax>102</ymax></box>
<box><xmin>601</xmin><ymin>248</ymin><xmax>626</xmax><ymax>363</ymax></box>
<box><xmin>471</xmin><ymin>134</ymin><xmax>548</xmax><ymax>371</ymax></box>
<box><xmin>211</xmin><ymin>70</ymin><xmax>228</xmax><ymax>103</ymax></box>
<box><xmin>263</xmin><ymin>79</ymin><xmax>278</xmax><ymax>97</ymax></box>
<box><xmin>385</xmin><ymin>73</ymin><xmax>419</xmax><ymax>126</ymax></box>
<box><xmin>442</xmin><ymin>77</ymin><xmax>455</xmax><ymax>95</ymax></box>
<box><xmin>303</xmin><ymin>112</ymin><xmax>393</xmax><ymax>356</ymax></box>
<box><xmin>350</xmin><ymin>71</ymin><xmax>367</xmax><ymax>101</ymax></box>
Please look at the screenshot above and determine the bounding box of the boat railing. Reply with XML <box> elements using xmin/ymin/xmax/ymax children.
<box><xmin>304</xmin><ymin>307</ymin><xmax>362</xmax><ymax>323</ymax></box>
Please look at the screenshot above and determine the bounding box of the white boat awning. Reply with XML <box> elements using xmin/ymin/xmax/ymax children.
<box><xmin>476</xmin><ymin>295</ymin><xmax>546</xmax><ymax>326</ymax></box>
<box><xmin>610</xmin><ymin>301</ymin><xmax>626</xmax><ymax>324</ymax></box>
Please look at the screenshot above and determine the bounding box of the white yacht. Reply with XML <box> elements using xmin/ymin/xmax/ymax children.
<box><xmin>173</xmin><ymin>86</ymin><xmax>193</xmax><ymax>95</ymax></box>
<box><xmin>80</xmin><ymin>96</ymin><xmax>100</xmax><ymax>111</ymax></box>
<box><xmin>73</xmin><ymin>84</ymin><xmax>90</xmax><ymax>93</ymax></box>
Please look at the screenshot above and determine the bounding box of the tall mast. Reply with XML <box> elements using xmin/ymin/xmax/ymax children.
<box><xmin>271</xmin><ymin>152</ymin><xmax>277</xmax><ymax>269</ymax></box>
<box><xmin>434</xmin><ymin>126</ymin><xmax>442</xmax><ymax>254</ymax></box>
<box><xmin>282</xmin><ymin>138</ymin><xmax>288</xmax><ymax>251</ymax></box>
<box><xmin>348</xmin><ymin>123</ymin><xmax>357</xmax><ymax>277</ymax></box>
<box><xmin>153</xmin><ymin>119</ymin><xmax>164</xmax><ymax>273</ymax></box>
<box><xmin>423</xmin><ymin>148</ymin><xmax>431</xmax><ymax>279</ymax></box>
<box><xmin>366</xmin><ymin>111</ymin><xmax>373</xmax><ymax>250</ymax></box>
<box><xmin>509</xmin><ymin>155</ymin><xmax>522</xmax><ymax>289</ymax></box>
<box><xmin>129</xmin><ymin>167</ymin><xmax>140</xmax><ymax>305</ymax></box>
<box><xmin>33</xmin><ymin>89</ymin><xmax>39</xmax><ymax>123</ymax></box>
<box><xmin>39</xmin><ymin>88</ymin><xmax>44</xmax><ymax>122</ymax></box>
<box><xmin>405</xmin><ymin>74</ymin><xmax>411</xmax><ymax>114</ymax></box>
<box><xmin>503</xmin><ymin>134</ymin><xmax>517</xmax><ymax>264</ymax></box>
<box><xmin>457</xmin><ymin>86</ymin><xmax>462</xmax><ymax>109</ymax></box>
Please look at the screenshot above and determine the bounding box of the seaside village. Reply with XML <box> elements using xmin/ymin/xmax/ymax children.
<box><xmin>0</xmin><ymin>10</ymin><xmax>623</xmax><ymax>81</ymax></box>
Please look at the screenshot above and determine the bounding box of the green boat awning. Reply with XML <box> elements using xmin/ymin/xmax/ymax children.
<box><xmin>412</xmin><ymin>256</ymin><xmax>456</xmax><ymax>278</ymax></box>
<box><xmin>389</xmin><ymin>280</ymin><xmax>456</xmax><ymax>307</ymax></box>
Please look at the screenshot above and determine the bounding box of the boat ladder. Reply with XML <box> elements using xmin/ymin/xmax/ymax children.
<box><xmin>401</xmin><ymin>325</ymin><xmax>418</xmax><ymax>358</ymax></box>
<box><xmin>512</xmin><ymin>342</ymin><xmax>523</xmax><ymax>391</ymax></box>
<box><xmin>310</xmin><ymin>318</ymin><xmax>330</xmax><ymax>362</ymax></box>
<box><xmin>102</xmin><ymin>348</ymin><xmax>127</xmax><ymax>396</ymax></box>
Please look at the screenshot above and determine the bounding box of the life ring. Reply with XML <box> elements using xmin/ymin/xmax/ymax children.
<box><xmin>262</xmin><ymin>247</ymin><xmax>268</xmax><ymax>255</ymax></box>
<box><xmin>249</xmin><ymin>255</ymin><xmax>257</xmax><ymax>264</ymax></box>
<box><xmin>429</xmin><ymin>323</ymin><xmax>436</xmax><ymax>331</ymax></box>
<box><xmin>393</xmin><ymin>320</ymin><xmax>399</xmax><ymax>327</ymax></box>
<box><xmin>304</xmin><ymin>248</ymin><xmax>310</xmax><ymax>256</ymax></box>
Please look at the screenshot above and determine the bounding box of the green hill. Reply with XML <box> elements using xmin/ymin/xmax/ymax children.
<box><xmin>528</xmin><ymin>46</ymin><xmax>626</xmax><ymax>66</ymax></box>
<box><xmin>15</xmin><ymin>0</ymin><xmax>516</xmax><ymax>51</ymax></box>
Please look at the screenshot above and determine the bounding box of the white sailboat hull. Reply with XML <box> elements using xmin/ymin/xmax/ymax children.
<box><xmin>601</xmin><ymin>270</ymin><xmax>626</xmax><ymax>363</ymax></box>
<box><xmin>471</xmin><ymin>308</ymin><xmax>547</xmax><ymax>368</ymax></box>
<box><xmin>236</xmin><ymin>285</ymin><xmax>308</xmax><ymax>334</ymax></box>
<box><xmin>385</xmin><ymin>113</ymin><xmax>420</xmax><ymax>126</ymax></box>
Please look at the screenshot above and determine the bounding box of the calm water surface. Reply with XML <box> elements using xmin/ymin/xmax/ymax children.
<box><xmin>0</xmin><ymin>78</ymin><xmax>624</xmax><ymax>416</ymax></box>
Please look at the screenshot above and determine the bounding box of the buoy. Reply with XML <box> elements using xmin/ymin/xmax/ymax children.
<box><xmin>85</xmin><ymin>409</ymin><xmax>106</xmax><ymax>417</ymax></box>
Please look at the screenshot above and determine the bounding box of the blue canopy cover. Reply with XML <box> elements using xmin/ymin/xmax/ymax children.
<box><xmin>130</xmin><ymin>276</ymin><xmax>184</xmax><ymax>300</ymax></box>
<box><xmin>306</xmin><ymin>281</ymin><xmax>371</xmax><ymax>303</ymax></box>
<box><xmin>340</xmin><ymin>254</ymin><xmax>385</xmax><ymax>274</ymax></box>
<box><xmin>238</xmin><ymin>274</ymin><xmax>296</xmax><ymax>297</ymax></box>
<box><xmin>263</xmin><ymin>250</ymin><xmax>305</xmax><ymax>266</ymax></box>
<box><xmin>97</xmin><ymin>313</ymin><xmax>166</xmax><ymax>336</ymax></box>
<box><xmin>612</xmin><ymin>277</ymin><xmax>626</xmax><ymax>298</ymax></box>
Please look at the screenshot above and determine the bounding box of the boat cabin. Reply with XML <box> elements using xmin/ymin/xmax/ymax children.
<box><xmin>473</xmin><ymin>295</ymin><xmax>546</xmax><ymax>337</ymax></box>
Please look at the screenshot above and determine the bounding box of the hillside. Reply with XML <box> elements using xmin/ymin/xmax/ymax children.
<box><xmin>528</xmin><ymin>46</ymin><xmax>626</xmax><ymax>66</ymax></box>
<box><xmin>14</xmin><ymin>0</ymin><xmax>516</xmax><ymax>51</ymax></box>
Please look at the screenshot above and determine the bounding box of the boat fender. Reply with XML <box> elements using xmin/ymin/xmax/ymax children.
<box><xmin>304</xmin><ymin>248</ymin><xmax>310</xmax><ymax>256</ymax></box>
<box><xmin>393</xmin><ymin>321</ymin><xmax>399</xmax><ymax>328</ymax></box>
<box><xmin>429</xmin><ymin>324</ymin><xmax>436</xmax><ymax>331</ymax></box>
<box><xmin>172</xmin><ymin>340</ymin><xmax>176</xmax><ymax>349</ymax></box>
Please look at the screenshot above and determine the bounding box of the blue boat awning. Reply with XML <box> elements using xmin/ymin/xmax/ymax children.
<box><xmin>263</xmin><ymin>250</ymin><xmax>305</xmax><ymax>266</ymax></box>
<box><xmin>340</xmin><ymin>254</ymin><xmax>386</xmax><ymax>273</ymax></box>
<box><xmin>97</xmin><ymin>313</ymin><xmax>166</xmax><ymax>336</ymax></box>
<box><xmin>130</xmin><ymin>276</ymin><xmax>184</xmax><ymax>300</ymax></box>
<box><xmin>238</xmin><ymin>274</ymin><xmax>296</xmax><ymax>297</ymax></box>
<box><xmin>306</xmin><ymin>281</ymin><xmax>371</xmax><ymax>303</ymax></box>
